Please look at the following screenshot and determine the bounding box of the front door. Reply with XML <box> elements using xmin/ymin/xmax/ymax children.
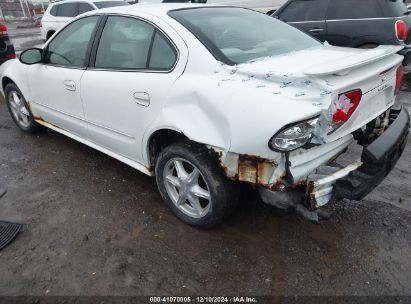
<box><xmin>81</xmin><ymin>15</ymin><xmax>184</xmax><ymax>164</ymax></box>
<box><xmin>27</xmin><ymin>15</ymin><xmax>100</xmax><ymax>137</ymax></box>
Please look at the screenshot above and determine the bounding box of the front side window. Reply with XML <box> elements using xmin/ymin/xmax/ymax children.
<box><xmin>95</xmin><ymin>16</ymin><xmax>177</xmax><ymax>70</ymax></box>
<box><xmin>279</xmin><ymin>0</ymin><xmax>329</xmax><ymax>22</ymax></box>
<box><xmin>57</xmin><ymin>3</ymin><xmax>78</xmax><ymax>17</ymax></box>
<box><xmin>327</xmin><ymin>0</ymin><xmax>383</xmax><ymax>19</ymax></box>
<box><xmin>46</xmin><ymin>16</ymin><xmax>99</xmax><ymax>67</ymax></box>
<box><xmin>169</xmin><ymin>7</ymin><xmax>320</xmax><ymax>65</ymax></box>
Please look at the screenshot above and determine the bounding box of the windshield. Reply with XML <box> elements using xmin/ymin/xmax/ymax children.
<box><xmin>94</xmin><ymin>1</ymin><xmax>128</xmax><ymax>8</ymax></box>
<box><xmin>169</xmin><ymin>7</ymin><xmax>320</xmax><ymax>65</ymax></box>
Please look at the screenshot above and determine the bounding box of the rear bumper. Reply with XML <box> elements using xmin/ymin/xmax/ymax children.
<box><xmin>334</xmin><ymin>106</ymin><xmax>409</xmax><ymax>201</ymax></box>
<box><xmin>259</xmin><ymin>106</ymin><xmax>409</xmax><ymax>211</ymax></box>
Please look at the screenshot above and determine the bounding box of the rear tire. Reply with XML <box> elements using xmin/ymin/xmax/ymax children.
<box><xmin>155</xmin><ymin>142</ymin><xmax>238</xmax><ymax>228</ymax></box>
<box><xmin>5</xmin><ymin>83</ymin><xmax>45</xmax><ymax>133</ymax></box>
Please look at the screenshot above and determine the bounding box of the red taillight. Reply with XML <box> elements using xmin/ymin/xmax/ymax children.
<box><xmin>7</xmin><ymin>53</ymin><xmax>16</xmax><ymax>59</ymax></box>
<box><xmin>0</xmin><ymin>24</ymin><xmax>7</xmax><ymax>34</ymax></box>
<box><xmin>395</xmin><ymin>20</ymin><xmax>408</xmax><ymax>41</ymax></box>
<box><xmin>395</xmin><ymin>64</ymin><xmax>403</xmax><ymax>95</ymax></box>
<box><xmin>332</xmin><ymin>90</ymin><xmax>362</xmax><ymax>124</ymax></box>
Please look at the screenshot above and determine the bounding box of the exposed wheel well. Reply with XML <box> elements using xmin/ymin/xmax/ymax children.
<box><xmin>2</xmin><ymin>77</ymin><xmax>14</xmax><ymax>91</ymax></box>
<box><xmin>148</xmin><ymin>129</ymin><xmax>190</xmax><ymax>168</ymax></box>
<box><xmin>46</xmin><ymin>30</ymin><xmax>55</xmax><ymax>40</ymax></box>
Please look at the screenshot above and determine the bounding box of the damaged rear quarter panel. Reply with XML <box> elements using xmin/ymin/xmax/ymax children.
<box><xmin>144</xmin><ymin>62</ymin><xmax>338</xmax><ymax>187</ymax></box>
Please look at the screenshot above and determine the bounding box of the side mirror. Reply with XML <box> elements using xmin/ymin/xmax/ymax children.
<box><xmin>19</xmin><ymin>48</ymin><xmax>43</xmax><ymax>65</ymax></box>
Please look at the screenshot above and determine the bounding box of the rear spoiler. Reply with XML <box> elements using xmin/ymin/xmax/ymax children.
<box><xmin>304</xmin><ymin>45</ymin><xmax>404</xmax><ymax>77</ymax></box>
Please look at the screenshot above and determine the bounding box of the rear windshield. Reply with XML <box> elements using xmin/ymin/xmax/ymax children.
<box><xmin>168</xmin><ymin>7</ymin><xmax>320</xmax><ymax>65</ymax></box>
<box><xmin>94</xmin><ymin>1</ymin><xmax>128</xmax><ymax>8</ymax></box>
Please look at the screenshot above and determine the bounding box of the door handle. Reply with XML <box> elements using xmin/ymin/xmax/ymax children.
<box><xmin>309</xmin><ymin>28</ymin><xmax>324</xmax><ymax>33</ymax></box>
<box><xmin>133</xmin><ymin>92</ymin><xmax>150</xmax><ymax>107</ymax></box>
<box><xmin>63</xmin><ymin>80</ymin><xmax>76</xmax><ymax>91</ymax></box>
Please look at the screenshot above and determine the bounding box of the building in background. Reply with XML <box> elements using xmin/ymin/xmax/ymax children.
<box><xmin>0</xmin><ymin>0</ymin><xmax>48</xmax><ymax>19</ymax></box>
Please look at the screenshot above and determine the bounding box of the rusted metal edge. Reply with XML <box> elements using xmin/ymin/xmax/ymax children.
<box><xmin>306</xmin><ymin>160</ymin><xmax>363</xmax><ymax>209</ymax></box>
<box><xmin>208</xmin><ymin>146</ymin><xmax>305</xmax><ymax>191</ymax></box>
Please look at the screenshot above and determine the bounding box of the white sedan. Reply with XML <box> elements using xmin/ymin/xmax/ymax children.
<box><xmin>1</xmin><ymin>4</ymin><xmax>409</xmax><ymax>227</ymax></box>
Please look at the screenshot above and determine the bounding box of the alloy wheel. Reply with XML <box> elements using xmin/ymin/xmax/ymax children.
<box><xmin>163</xmin><ymin>158</ymin><xmax>212</xmax><ymax>219</ymax></box>
<box><xmin>8</xmin><ymin>90</ymin><xmax>31</xmax><ymax>128</ymax></box>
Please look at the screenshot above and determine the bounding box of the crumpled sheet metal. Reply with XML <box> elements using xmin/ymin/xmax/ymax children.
<box><xmin>210</xmin><ymin>147</ymin><xmax>280</xmax><ymax>187</ymax></box>
<box><xmin>212</xmin><ymin>59</ymin><xmax>338</xmax><ymax>143</ymax></box>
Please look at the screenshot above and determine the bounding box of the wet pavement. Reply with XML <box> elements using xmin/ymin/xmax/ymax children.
<box><xmin>6</xmin><ymin>22</ymin><xmax>43</xmax><ymax>53</ymax></box>
<box><xmin>0</xmin><ymin>23</ymin><xmax>410</xmax><ymax>297</ymax></box>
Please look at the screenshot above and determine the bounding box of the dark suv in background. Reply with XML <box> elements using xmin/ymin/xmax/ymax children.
<box><xmin>273</xmin><ymin>0</ymin><xmax>411</xmax><ymax>72</ymax></box>
<box><xmin>0</xmin><ymin>24</ymin><xmax>15</xmax><ymax>65</ymax></box>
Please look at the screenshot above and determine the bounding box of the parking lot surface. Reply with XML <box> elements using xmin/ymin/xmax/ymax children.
<box><xmin>7</xmin><ymin>23</ymin><xmax>43</xmax><ymax>53</ymax></box>
<box><xmin>0</xmin><ymin>23</ymin><xmax>410</xmax><ymax>297</ymax></box>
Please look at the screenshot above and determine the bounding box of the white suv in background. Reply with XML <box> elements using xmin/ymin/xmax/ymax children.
<box><xmin>41</xmin><ymin>0</ymin><xmax>129</xmax><ymax>41</ymax></box>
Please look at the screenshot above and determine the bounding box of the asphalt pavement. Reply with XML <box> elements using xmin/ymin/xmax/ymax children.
<box><xmin>0</xmin><ymin>23</ymin><xmax>410</xmax><ymax>298</ymax></box>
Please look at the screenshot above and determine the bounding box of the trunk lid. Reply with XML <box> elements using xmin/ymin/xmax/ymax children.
<box><xmin>217</xmin><ymin>44</ymin><xmax>404</xmax><ymax>143</ymax></box>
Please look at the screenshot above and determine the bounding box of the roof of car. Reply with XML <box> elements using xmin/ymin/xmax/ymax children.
<box><xmin>50</xmin><ymin>0</ymin><xmax>126</xmax><ymax>4</ymax></box>
<box><xmin>94</xmin><ymin>3</ymin><xmax>220</xmax><ymax>15</ymax></box>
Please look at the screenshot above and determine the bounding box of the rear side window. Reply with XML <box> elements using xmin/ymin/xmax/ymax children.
<box><xmin>95</xmin><ymin>16</ymin><xmax>177</xmax><ymax>70</ymax></box>
<box><xmin>279</xmin><ymin>0</ymin><xmax>329</xmax><ymax>22</ymax></box>
<box><xmin>162</xmin><ymin>0</ymin><xmax>207</xmax><ymax>2</ymax></box>
<box><xmin>327</xmin><ymin>0</ymin><xmax>384</xmax><ymax>19</ymax></box>
<box><xmin>149</xmin><ymin>32</ymin><xmax>177</xmax><ymax>70</ymax></box>
<box><xmin>58</xmin><ymin>3</ymin><xmax>78</xmax><ymax>17</ymax></box>
<box><xmin>78</xmin><ymin>2</ymin><xmax>95</xmax><ymax>14</ymax></box>
<box><xmin>96</xmin><ymin>16</ymin><xmax>154</xmax><ymax>69</ymax></box>
<box><xmin>50</xmin><ymin>5</ymin><xmax>58</xmax><ymax>16</ymax></box>
<box><xmin>93</xmin><ymin>1</ymin><xmax>128</xmax><ymax>8</ymax></box>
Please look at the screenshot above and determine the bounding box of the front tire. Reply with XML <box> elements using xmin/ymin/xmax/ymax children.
<box><xmin>155</xmin><ymin>142</ymin><xmax>238</xmax><ymax>228</ymax></box>
<box><xmin>5</xmin><ymin>83</ymin><xmax>45</xmax><ymax>133</ymax></box>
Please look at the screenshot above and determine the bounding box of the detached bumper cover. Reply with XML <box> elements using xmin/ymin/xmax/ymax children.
<box><xmin>259</xmin><ymin>107</ymin><xmax>409</xmax><ymax>213</ymax></box>
<box><xmin>334</xmin><ymin>106</ymin><xmax>409</xmax><ymax>201</ymax></box>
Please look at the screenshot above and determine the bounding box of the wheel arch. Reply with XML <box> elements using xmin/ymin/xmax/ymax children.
<box><xmin>146</xmin><ymin>128</ymin><xmax>191</xmax><ymax>170</ymax></box>
<box><xmin>2</xmin><ymin>76</ymin><xmax>15</xmax><ymax>91</ymax></box>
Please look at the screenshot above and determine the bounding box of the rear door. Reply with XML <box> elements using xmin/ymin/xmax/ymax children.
<box><xmin>81</xmin><ymin>15</ymin><xmax>187</xmax><ymax>164</ymax></box>
<box><xmin>276</xmin><ymin>0</ymin><xmax>329</xmax><ymax>42</ymax></box>
<box><xmin>325</xmin><ymin>0</ymin><xmax>386</xmax><ymax>47</ymax></box>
